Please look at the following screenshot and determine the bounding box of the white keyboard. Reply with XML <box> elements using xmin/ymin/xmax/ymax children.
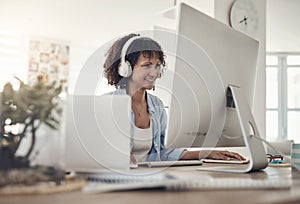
<box><xmin>137</xmin><ymin>160</ymin><xmax>203</xmax><ymax>168</ymax></box>
<box><xmin>167</xmin><ymin>178</ymin><xmax>292</xmax><ymax>190</ymax></box>
<box><xmin>201</xmin><ymin>158</ymin><xmax>250</xmax><ymax>164</ymax></box>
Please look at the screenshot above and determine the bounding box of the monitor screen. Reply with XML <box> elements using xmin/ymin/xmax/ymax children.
<box><xmin>158</xmin><ymin>3</ymin><xmax>259</xmax><ymax>149</ymax></box>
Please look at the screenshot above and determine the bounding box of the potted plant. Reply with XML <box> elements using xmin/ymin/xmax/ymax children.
<box><xmin>0</xmin><ymin>75</ymin><xmax>62</xmax><ymax>171</ymax></box>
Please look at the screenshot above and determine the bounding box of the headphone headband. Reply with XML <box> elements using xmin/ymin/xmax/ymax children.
<box><xmin>118</xmin><ymin>35</ymin><xmax>145</xmax><ymax>77</ymax></box>
<box><xmin>120</xmin><ymin>35</ymin><xmax>142</xmax><ymax>63</ymax></box>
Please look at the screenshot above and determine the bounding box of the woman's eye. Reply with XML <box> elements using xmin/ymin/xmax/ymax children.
<box><xmin>143</xmin><ymin>64</ymin><xmax>151</xmax><ymax>68</ymax></box>
<box><xmin>156</xmin><ymin>64</ymin><xmax>162</xmax><ymax>70</ymax></box>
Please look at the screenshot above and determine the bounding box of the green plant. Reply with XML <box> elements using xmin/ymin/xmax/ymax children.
<box><xmin>0</xmin><ymin>75</ymin><xmax>62</xmax><ymax>166</ymax></box>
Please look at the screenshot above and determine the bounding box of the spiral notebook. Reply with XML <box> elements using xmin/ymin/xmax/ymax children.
<box><xmin>81</xmin><ymin>172</ymin><xmax>176</xmax><ymax>193</ymax></box>
<box><xmin>81</xmin><ymin>171</ymin><xmax>291</xmax><ymax>193</ymax></box>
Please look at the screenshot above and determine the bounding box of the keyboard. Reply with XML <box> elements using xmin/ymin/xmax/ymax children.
<box><xmin>201</xmin><ymin>158</ymin><xmax>250</xmax><ymax>164</ymax></box>
<box><xmin>137</xmin><ymin>160</ymin><xmax>203</xmax><ymax>168</ymax></box>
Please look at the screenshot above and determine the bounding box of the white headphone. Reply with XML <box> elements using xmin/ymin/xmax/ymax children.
<box><xmin>118</xmin><ymin>35</ymin><xmax>143</xmax><ymax>77</ymax></box>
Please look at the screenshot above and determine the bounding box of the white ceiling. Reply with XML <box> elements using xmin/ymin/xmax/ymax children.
<box><xmin>267</xmin><ymin>0</ymin><xmax>300</xmax><ymax>52</ymax></box>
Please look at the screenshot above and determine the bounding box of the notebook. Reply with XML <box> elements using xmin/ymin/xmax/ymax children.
<box><xmin>82</xmin><ymin>171</ymin><xmax>291</xmax><ymax>193</ymax></box>
<box><xmin>81</xmin><ymin>171</ymin><xmax>177</xmax><ymax>193</ymax></box>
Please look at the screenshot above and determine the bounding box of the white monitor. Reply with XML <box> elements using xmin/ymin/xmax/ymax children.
<box><xmin>163</xmin><ymin>3</ymin><xmax>259</xmax><ymax>149</ymax></box>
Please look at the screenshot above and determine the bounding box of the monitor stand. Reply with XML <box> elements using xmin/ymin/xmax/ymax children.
<box><xmin>197</xmin><ymin>85</ymin><xmax>268</xmax><ymax>173</ymax></box>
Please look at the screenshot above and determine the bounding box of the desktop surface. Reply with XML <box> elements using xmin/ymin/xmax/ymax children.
<box><xmin>1</xmin><ymin>165</ymin><xmax>300</xmax><ymax>204</ymax></box>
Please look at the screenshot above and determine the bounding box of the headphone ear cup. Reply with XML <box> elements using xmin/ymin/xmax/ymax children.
<box><xmin>118</xmin><ymin>35</ymin><xmax>141</xmax><ymax>77</ymax></box>
<box><xmin>125</xmin><ymin>61</ymin><xmax>132</xmax><ymax>76</ymax></box>
<box><xmin>118</xmin><ymin>60</ymin><xmax>132</xmax><ymax>77</ymax></box>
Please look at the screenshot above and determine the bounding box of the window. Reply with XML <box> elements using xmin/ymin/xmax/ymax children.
<box><xmin>266</xmin><ymin>53</ymin><xmax>300</xmax><ymax>143</ymax></box>
<box><xmin>0</xmin><ymin>30</ymin><xmax>27</xmax><ymax>90</ymax></box>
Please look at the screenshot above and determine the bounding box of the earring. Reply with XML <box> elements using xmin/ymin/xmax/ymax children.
<box><xmin>153</xmin><ymin>85</ymin><xmax>155</xmax><ymax>91</ymax></box>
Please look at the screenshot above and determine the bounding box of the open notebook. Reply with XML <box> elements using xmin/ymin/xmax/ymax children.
<box><xmin>81</xmin><ymin>171</ymin><xmax>291</xmax><ymax>193</ymax></box>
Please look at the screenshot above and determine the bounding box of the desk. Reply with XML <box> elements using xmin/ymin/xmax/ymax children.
<box><xmin>1</xmin><ymin>165</ymin><xmax>300</xmax><ymax>204</ymax></box>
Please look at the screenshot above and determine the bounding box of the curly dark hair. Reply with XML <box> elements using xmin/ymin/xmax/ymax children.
<box><xmin>103</xmin><ymin>33</ymin><xmax>166</xmax><ymax>89</ymax></box>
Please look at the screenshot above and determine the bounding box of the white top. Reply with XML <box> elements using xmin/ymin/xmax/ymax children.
<box><xmin>132</xmin><ymin>121</ymin><xmax>153</xmax><ymax>163</ymax></box>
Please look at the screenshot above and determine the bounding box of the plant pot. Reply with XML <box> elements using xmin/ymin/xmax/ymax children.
<box><xmin>0</xmin><ymin>147</ymin><xmax>29</xmax><ymax>171</ymax></box>
<box><xmin>0</xmin><ymin>147</ymin><xmax>15</xmax><ymax>170</ymax></box>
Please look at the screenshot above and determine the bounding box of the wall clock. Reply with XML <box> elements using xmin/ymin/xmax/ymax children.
<box><xmin>230</xmin><ymin>0</ymin><xmax>259</xmax><ymax>37</ymax></box>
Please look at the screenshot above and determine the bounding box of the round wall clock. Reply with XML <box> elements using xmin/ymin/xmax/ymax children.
<box><xmin>230</xmin><ymin>0</ymin><xmax>259</xmax><ymax>37</ymax></box>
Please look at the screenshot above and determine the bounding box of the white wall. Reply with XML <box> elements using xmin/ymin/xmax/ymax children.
<box><xmin>0</xmin><ymin>0</ymin><xmax>173</xmax><ymax>93</ymax></box>
<box><xmin>267</xmin><ymin>0</ymin><xmax>300</xmax><ymax>52</ymax></box>
<box><xmin>0</xmin><ymin>0</ymin><xmax>174</xmax><ymax>46</ymax></box>
<box><xmin>177</xmin><ymin>0</ymin><xmax>214</xmax><ymax>17</ymax></box>
<box><xmin>215</xmin><ymin>0</ymin><xmax>267</xmax><ymax>137</ymax></box>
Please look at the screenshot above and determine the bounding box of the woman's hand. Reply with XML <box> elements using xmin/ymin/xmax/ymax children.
<box><xmin>130</xmin><ymin>153</ymin><xmax>137</xmax><ymax>164</ymax></box>
<box><xmin>180</xmin><ymin>150</ymin><xmax>246</xmax><ymax>161</ymax></box>
<box><xmin>202</xmin><ymin>150</ymin><xmax>246</xmax><ymax>160</ymax></box>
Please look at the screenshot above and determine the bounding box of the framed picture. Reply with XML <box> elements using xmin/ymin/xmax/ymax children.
<box><xmin>28</xmin><ymin>38</ymin><xmax>69</xmax><ymax>94</ymax></box>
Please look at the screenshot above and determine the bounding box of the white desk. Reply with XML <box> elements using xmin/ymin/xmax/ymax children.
<box><xmin>1</xmin><ymin>165</ymin><xmax>300</xmax><ymax>204</ymax></box>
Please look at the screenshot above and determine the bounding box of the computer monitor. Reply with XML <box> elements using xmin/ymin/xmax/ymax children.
<box><xmin>161</xmin><ymin>3</ymin><xmax>259</xmax><ymax>149</ymax></box>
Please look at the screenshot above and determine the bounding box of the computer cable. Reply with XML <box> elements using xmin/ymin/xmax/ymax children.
<box><xmin>251</xmin><ymin>135</ymin><xmax>300</xmax><ymax>172</ymax></box>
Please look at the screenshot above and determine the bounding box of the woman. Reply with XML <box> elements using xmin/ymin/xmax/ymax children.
<box><xmin>103</xmin><ymin>33</ymin><xmax>245</xmax><ymax>164</ymax></box>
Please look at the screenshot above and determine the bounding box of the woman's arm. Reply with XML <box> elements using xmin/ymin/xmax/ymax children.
<box><xmin>180</xmin><ymin>150</ymin><xmax>246</xmax><ymax>160</ymax></box>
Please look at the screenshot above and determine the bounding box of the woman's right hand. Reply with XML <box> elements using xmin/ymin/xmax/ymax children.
<box><xmin>130</xmin><ymin>153</ymin><xmax>137</xmax><ymax>165</ymax></box>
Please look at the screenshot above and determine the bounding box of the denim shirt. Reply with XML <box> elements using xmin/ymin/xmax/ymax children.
<box><xmin>110</xmin><ymin>89</ymin><xmax>185</xmax><ymax>161</ymax></box>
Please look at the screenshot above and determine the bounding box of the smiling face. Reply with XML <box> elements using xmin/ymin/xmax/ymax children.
<box><xmin>129</xmin><ymin>52</ymin><xmax>162</xmax><ymax>91</ymax></box>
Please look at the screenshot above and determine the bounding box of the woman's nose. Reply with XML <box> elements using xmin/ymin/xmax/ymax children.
<box><xmin>149</xmin><ymin>69</ymin><xmax>159</xmax><ymax>77</ymax></box>
<box><xmin>149</xmin><ymin>66</ymin><xmax>160</xmax><ymax>77</ymax></box>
